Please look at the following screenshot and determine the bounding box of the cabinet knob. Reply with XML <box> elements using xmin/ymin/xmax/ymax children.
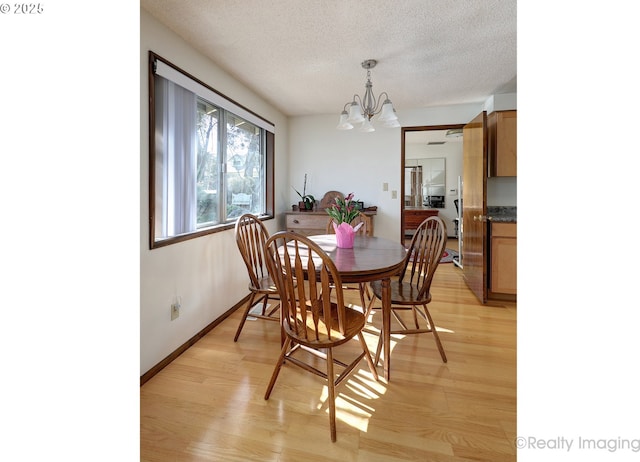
<box><xmin>473</xmin><ymin>215</ymin><xmax>488</xmax><ymax>222</ymax></box>
<box><xmin>293</xmin><ymin>219</ymin><xmax>299</xmax><ymax>224</ymax></box>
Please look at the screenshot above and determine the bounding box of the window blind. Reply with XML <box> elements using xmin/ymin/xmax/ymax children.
<box><xmin>154</xmin><ymin>58</ymin><xmax>275</xmax><ymax>133</ymax></box>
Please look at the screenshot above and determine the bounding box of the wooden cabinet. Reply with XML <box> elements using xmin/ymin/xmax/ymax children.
<box><xmin>286</xmin><ymin>211</ymin><xmax>375</xmax><ymax>237</ymax></box>
<box><xmin>489</xmin><ymin>222</ymin><xmax>517</xmax><ymax>296</ymax></box>
<box><xmin>488</xmin><ymin>110</ymin><xmax>517</xmax><ymax>177</ymax></box>
<box><xmin>403</xmin><ymin>208</ymin><xmax>439</xmax><ymax>237</ymax></box>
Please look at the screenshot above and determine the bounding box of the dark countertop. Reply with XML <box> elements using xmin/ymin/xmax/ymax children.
<box><xmin>488</xmin><ymin>206</ymin><xmax>516</xmax><ymax>223</ymax></box>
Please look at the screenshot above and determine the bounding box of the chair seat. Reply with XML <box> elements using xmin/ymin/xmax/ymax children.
<box><xmin>369</xmin><ymin>280</ymin><xmax>432</xmax><ymax>306</ymax></box>
<box><xmin>286</xmin><ymin>303</ymin><xmax>366</xmax><ymax>348</ymax></box>
<box><xmin>250</xmin><ymin>276</ymin><xmax>278</xmax><ymax>294</ymax></box>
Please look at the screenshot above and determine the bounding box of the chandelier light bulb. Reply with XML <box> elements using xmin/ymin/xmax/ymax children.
<box><xmin>378</xmin><ymin>99</ymin><xmax>398</xmax><ymax>122</ymax></box>
<box><xmin>360</xmin><ymin>119</ymin><xmax>375</xmax><ymax>132</ymax></box>
<box><xmin>336</xmin><ymin>110</ymin><xmax>354</xmax><ymax>130</ymax></box>
<box><xmin>347</xmin><ymin>102</ymin><xmax>365</xmax><ymax>123</ymax></box>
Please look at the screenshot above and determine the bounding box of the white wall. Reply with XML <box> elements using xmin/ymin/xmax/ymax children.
<box><xmin>288</xmin><ymin>115</ymin><xmax>402</xmax><ymax>239</ymax></box>
<box><xmin>488</xmin><ymin>177</ymin><xmax>517</xmax><ymax>205</ymax></box>
<box><xmin>140</xmin><ymin>9</ymin><xmax>289</xmax><ymax>375</ymax></box>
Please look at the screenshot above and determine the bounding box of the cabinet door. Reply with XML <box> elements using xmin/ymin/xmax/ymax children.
<box><xmin>462</xmin><ymin>111</ymin><xmax>489</xmax><ymax>303</ymax></box>
<box><xmin>490</xmin><ymin>223</ymin><xmax>517</xmax><ymax>294</ymax></box>
<box><xmin>488</xmin><ymin>110</ymin><xmax>517</xmax><ymax>177</ymax></box>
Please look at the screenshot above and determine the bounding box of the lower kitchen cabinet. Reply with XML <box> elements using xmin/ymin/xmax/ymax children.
<box><xmin>489</xmin><ymin>222</ymin><xmax>517</xmax><ymax>297</ymax></box>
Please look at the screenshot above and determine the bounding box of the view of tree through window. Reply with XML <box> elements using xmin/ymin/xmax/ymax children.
<box><xmin>150</xmin><ymin>52</ymin><xmax>273</xmax><ymax>249</ymax></box>
<box><xmin>194</xmin><ymin>104</ymin><xmax>264</xmax><ymax>227</ymax></box>
<box><xmin>224</xmin><ymin>114</ymin><xmax>263</xmax><ymax>220</ymax></box>
<box><xmin>196</xmin><ymin>101</ymin><xmax>219</xmax><ymax>226</ymax></box>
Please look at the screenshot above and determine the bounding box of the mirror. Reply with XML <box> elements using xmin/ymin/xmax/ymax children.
<box><xmin>404</xmin><ymin>158</ymin><xmax>445</xmax><ymax>208</ymax></box>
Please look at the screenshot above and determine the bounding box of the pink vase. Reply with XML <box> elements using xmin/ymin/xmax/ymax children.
<box><xmin>333</xmin><ymin>222</ymin><xmax>356</xmax><ymax>248</ymax></box>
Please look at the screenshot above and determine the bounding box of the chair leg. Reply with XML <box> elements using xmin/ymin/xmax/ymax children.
<box><xmin>411</xmin><ymin>305</ymin><xmax>421</xmax><ymax>330</ymax></box>
<box><xmin>364</xmin><ymin>288</ymin><xmax>377</xmax><ymax>319</ymax></box>
<box><xmin>423</xmin><ymin>305</ymin><xmax>447</xmax><ymax>363</ymax></box>
<box><xmin>358</xmin><ymin>283</ymin><xmax>371</xmax><ymax>311</ymax></box>
<box><xmin>326</xmin><ymin>347</ymin><xmax>337</xmax><ymax>442</ymax></box>
<box><xmin>358</xmin><ymin>332</ymin><xmax>379</xmax><ymax>381</ymax></box>
<box><xmin>358</xmin><ymin>283</ymin><xmax>366</xmax><ymax>310</ymax></box>
<box><xmin>259</xmin><ymin>293</ymin><xmax>269</xmax><ymax>315</ymax></box>
<box><xmin>234</xmin><ymin>292</ymin><xmax>260</xmax><ymax>342</ymax></box>
<box><xmin>265</xmin><ymin>297</ymin><xmax>280</xmax><ymax>317</ymax></box>
<box><xmin>264</xmin><ymin>337</ymin><xmax>291</xmax><ymax>399</ymax></box>
<box><xmin>374</xmin><ymin>331</ymin><xmax>383</xmax><ymax>367</ymax></box>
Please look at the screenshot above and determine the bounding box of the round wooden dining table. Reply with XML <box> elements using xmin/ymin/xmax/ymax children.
<box><xmin>307</xmin><ymin>234</ymin><xmax>407</xmax><ymax>381</ymax></box>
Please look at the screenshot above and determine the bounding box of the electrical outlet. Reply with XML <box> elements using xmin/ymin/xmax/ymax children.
<box><xmin>383</xmin><ymin>182</ymin><xmax>388</xmax><ymax>191</ymax></box>
<box><xmin>171</xmin><ymin>302</ymin><xmax>180</xmax><ymax>320</ymax></box>
<box><xmin>391</xmin><ymin>190</ymin><xmax>397</xmax><ymax>199</ymax></box>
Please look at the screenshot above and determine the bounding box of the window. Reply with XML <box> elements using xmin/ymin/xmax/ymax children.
<box><xmin>149</xmin><ymin>52</ymin><xmax>275</xmax><ymax>248</ymax></box>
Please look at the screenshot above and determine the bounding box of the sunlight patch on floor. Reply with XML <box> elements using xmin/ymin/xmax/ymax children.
<box><xmin>307</xmin><ymin>348</ymin><xmax>395</xmax><ymax>434</ymax></box>
<box><xmin>246</xmin><ymin>302</ymin><xmax>275</xmax><ymax>320</ymax></box>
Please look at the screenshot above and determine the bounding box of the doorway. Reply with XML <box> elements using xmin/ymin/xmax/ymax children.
<box><xmin>401</xmin><ymin>125</ymin><xmax>465</xmax><ymax>250</ymax></box>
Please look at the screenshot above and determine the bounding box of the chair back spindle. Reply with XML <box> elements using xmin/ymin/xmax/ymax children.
<box><xmin>400</xmin><ymin>216</ymin><xmax>447</xmax><ymax>300</ymax></box>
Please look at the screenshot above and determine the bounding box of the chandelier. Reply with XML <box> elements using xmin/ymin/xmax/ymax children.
<box><xmin>337</xmin><ymin>59</ymin><xmax>400</xmax><ymax>132</ymax></box>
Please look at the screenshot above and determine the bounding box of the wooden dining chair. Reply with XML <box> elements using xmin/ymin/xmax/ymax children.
<box><xmin>263</xmin><ymin>231</ymin><xmax>379</xmax><ymax>442</ymax></box>
<box><xmin>326</xmin><ymin>211</ymin><xmax>371</xmax><ymax>307</ymax></box>
<box><xmin>233</xmin><ymin>213</ymin><xmax>280</xmax><ymax>342</ymax></box>
<box><xmin>367</xmin><ymin>216</ymin><xmax>448</xmax><ymax>364</ymax></box>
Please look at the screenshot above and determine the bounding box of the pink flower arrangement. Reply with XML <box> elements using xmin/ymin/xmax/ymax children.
<box><xmin>326</xmin><ymin>192</ymin><xmax>360</xmax><ymax>224</ymax></box>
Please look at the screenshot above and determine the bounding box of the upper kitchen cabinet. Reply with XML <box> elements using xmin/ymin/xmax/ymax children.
<box><xmin>488</xmin><ymin>110</ymin><xmax>517</xmax><ymax>177</ymax></box>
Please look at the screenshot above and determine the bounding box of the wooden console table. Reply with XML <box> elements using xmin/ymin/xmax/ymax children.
<box><xmin>285</xmin><ymin>210</ymin><xmax>376</xmax><ymax>236</ymax></box>
<box><xmin>403</xmin><ymin>207</ymin><xmax>439</xmax><ymax>237</ymax></box>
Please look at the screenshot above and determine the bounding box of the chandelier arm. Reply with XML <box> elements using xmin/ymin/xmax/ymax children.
<box><xmin>351</xmin><ymin>95</ymin><xmax>365</xmax><ymax>118</ymax></box>
<box><xmin>369</xmin><ymin>92</ymin><xmax>391</xmax><ymax>116</ymax></box>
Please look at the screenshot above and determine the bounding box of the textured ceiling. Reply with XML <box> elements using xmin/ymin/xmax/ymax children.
<box><xmin>141</xmin><ymin>0</ymin><xmax>516</xmax><ymax>117</ymax></box>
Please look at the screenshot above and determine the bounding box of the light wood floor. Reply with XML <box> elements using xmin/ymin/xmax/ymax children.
<box><xmin>140</xmin><ymin>241</ymin><xmax>517</xmax><ymax>461</ymax></box>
